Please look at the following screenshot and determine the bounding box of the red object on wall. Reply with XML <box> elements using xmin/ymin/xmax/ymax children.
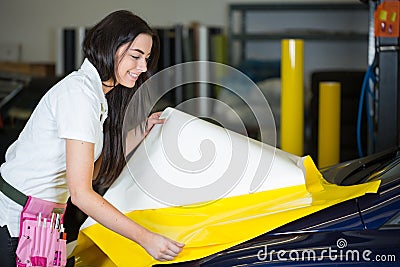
<box><xmin>375</xmin><ymin>0</ymin><xmax>400</xmax><ymax>37</ymax></box>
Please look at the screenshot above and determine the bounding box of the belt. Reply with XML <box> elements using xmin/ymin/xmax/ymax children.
<box><xmin>0</xmin><ymin>175</ymin><xmax>28</xmax><ymax>206</ymax></box>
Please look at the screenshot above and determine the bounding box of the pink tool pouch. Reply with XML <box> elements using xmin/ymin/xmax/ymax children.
<box><xmin>16</xmin><ymin>196</ymin><xmax>67</xmax><ymax>267</ymax></box>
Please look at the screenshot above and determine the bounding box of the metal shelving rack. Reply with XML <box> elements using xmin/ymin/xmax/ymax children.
<box><xmin>228</xmin><ymin>3</ymin><xmax>369</xmax><ymax>65</ymax></box>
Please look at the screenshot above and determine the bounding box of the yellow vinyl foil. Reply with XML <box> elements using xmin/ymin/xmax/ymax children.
<box><xmin>72</xmin><ymin>156</ymin><xmax>380</xmax><ymax>267</ymax></box>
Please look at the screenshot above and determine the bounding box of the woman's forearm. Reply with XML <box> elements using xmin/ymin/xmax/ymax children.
<box><xmin>70</xmin><ymin>188</ymin><xmax>150</xmax><ymax>246</ymax></box>
<box><xmin>66</xmin><ymin>139</ymin><xmax>183</xmax><ymax>261</ymax></box>
<box><xmin>125</xmin><ymin>112</ymin><xmax>165</xmax><ymax>156</ymax></box>
<box><xmin>125</xmin><ymin>127</ymin><xmax>145</xmax><ymax>156</ymax></box>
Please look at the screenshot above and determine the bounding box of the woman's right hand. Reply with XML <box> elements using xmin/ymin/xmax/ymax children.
<box><xmin>141</xmin><ymin>231</ymin><xmax>185</xmax><ymax>261</ymax></box>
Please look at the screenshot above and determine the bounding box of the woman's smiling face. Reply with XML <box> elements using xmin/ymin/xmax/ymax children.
<box><xmin>114</xmin><ymin>33</ymin><xmax>153</xmax><ymax>88</ymax></box>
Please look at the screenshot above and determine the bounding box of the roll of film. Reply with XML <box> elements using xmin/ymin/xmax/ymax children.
<box><xmin>281</xmin><ymin>39</ymin><xmax>304</xmax><ymax>156</ymax></box>
<box><xmin>318</xmin><ymin>81</ymin><xmax>341</xmax><ymax>168</ymax></box>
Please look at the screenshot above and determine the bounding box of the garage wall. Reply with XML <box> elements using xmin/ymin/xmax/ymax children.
<box><xmin>0</xmin><ymin>0</ymin><xmax>359</xmax><ymax>62</ymax></box>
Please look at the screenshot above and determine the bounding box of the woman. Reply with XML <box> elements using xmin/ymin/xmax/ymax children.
<box><xmin>0</xmin><ymin>10</ymin><xmax>184</xmax><ymax>266</ymax></box>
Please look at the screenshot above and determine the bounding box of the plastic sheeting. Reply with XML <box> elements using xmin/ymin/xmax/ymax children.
<box><xmin>71</xmin><ymin>108</ymin><xmax>380</xmax><ymax>267</ymax></box>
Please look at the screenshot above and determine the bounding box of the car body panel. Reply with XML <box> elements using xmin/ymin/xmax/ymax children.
<box><xmin>159</xmin><ymin>148</ymin><xmax>400</xmax><ymax>266</ymax></box>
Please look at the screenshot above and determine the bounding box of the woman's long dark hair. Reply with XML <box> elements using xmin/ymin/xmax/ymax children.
<box><xmin>82</xmin><ymin>10</ymin><xmax>160</xmax><ymax>189</ymax></box>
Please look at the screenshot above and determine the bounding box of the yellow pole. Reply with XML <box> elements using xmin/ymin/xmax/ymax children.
<box><xmin>318</xmin><ymin>82</ymin><xmax>341</xmax><ymax>169</ymax></box>
<box><xmin>281</xmin><ymin>39</ymin><xmax>304</xmax><ymax>156</ymax></box>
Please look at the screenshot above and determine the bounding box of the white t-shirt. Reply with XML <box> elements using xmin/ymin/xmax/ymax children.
<box><xmin>0</xmin><ymin>58</ymin><xmax>108</xmax><ymax>237</ymax></box>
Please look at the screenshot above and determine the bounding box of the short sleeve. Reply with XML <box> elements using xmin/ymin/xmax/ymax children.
<box><xmin>53</xmin><ymin>87</ymin><xmax>101</xmax><ymax>143</ymax></box>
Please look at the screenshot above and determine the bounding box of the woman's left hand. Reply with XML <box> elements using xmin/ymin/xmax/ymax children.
<box><xmin>145</xmin><ymin>111</ymin><xmax>164</xmax><ymax>136</ymax></box>
<box><xmin>125</xmin><ymin>111</ymin><xmax>164</xmax><ymax>156</ymax></box>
